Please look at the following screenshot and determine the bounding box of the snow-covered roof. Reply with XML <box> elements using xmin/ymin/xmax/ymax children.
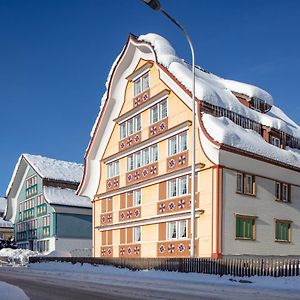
<box><xmin>0</xmin><ymin>197</ymin><xmax>13</xmax><ymax>228</ymax></box>
<box><xmin>202</xmin><ymin>114</ymin><xmax>300</xmax><ymax>169</ymax></box>
<box><xmin>0</xmin><ymin>197</ymin><xmax>7</xmax><ymax>212</ymax></box>
<box><xmin>137</xmin><ymin>33</ymin><xmax>300</xmax><ymax>139</ymax></box>
<box><xmin>43</xmin><ymin>186</ymin><xmax>91</xmax><ymax>208</ymax></box>
<box><xmin>7</xmin><ymin>154</ymin><xmax>83</xmax><ymax>196</ymax></box>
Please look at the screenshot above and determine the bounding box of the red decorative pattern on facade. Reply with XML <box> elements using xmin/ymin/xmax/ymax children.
<box><xmin>119</xmin><ymin>131</ymin><xmax>141</xmax><ymax>152</ymax></box>
<box><xmin>119</xmin><ymin>206</ymin><xmax>141</xmax><ymax>222</ymax></box>
<box><xmin>100</xmin><ymin>212</ymin><xmax>113</xmax><ymax>226</ymax></box>
<box><xmin>157</xmin><ymin>195</ymin><xmax>199</xmax><ymax>215</ymax></box>
<box><xmin>148</xmin><ymin>118</ymin><xmax>168</xmax><ymax>138</ymax></box>
<box><xmin>126</xmin><ymin>162</ymin><xmax>158</xmax><ymax>185</ymax></box>
<box><xmin>157</xmin><ymin>240</ymin><xmax>195</xmax><ymax>257</ymax></box>
<box><xmin>133</xmin><ymin>89</ymin><xmax>150</xmax><ymax>108</ymax></box>
<box><xmin>166</xmin><ymin>151</ymin><xmax>189</xmax><ymax>173</ymax></box>
<box><xmin>119</xmin><ymin>244</ymin><xmax>141</xmax><ymax>257</ymax></box>
<box><xmin>106</xmin><ymin>176</ymin><xmax>120</xmax><ymax>192</ymax></box>
<box><xmin>100</xmin><ymin>246</ymin><xmax>113</xmax><ymax>257</ymax></box>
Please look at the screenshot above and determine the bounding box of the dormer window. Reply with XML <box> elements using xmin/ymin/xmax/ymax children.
<box><xmin>250</xmin><ymin>97</ymin><xmax>272</xmax><ymax>113</ymax></box>
<box><xmin>134</xmin><ymin>73</ymin><xmax>149</xmax><ymax>96</ymax></box>
<box><xmin>271</xmin><ymin>136</ymin><xmax>280</xmax><ymax>148</ymax></box>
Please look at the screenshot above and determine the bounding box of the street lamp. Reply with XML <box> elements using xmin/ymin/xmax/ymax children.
<box><xmin>143</xmin><ymin>0</ymin><xmax>196</xmax><ymax>258</ymax></box>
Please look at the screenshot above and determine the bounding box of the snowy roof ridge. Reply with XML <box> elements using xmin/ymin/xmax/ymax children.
<box><xmin>43</xmin><ymin>186</ymin><xmax>91</xmax><ymax>208</ymax></box>
<box><xmin>6</xmin><ymin>154</ymin><xmax>84</xmax><ymax>196</ymax></box>
<box><xmin>23</xmin><ymin>154</ymin><xmax>83</xmax><ymax>182</ymax></box>
<box><xmin>137</xmin><ymin>33</ymin><xmax>300</xmax><ymax>138</ymax></box>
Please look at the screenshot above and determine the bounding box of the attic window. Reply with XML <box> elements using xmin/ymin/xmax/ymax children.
<box><xmin>250</xmin><ymin>97</ymin><xmax>272</xmax><ymax>113</ymax></box>
<box><xmin>134</xmin><ymin>73</ymin><xmax>149</xmax><ymax>96</ymax></box>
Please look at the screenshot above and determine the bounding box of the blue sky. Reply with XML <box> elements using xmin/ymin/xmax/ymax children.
<box><xmin>0</xmin><ymin>0</ymin><xmax>299</xmax><ymax>195</ymax></box>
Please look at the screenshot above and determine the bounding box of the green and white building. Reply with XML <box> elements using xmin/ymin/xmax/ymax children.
<box><xmin>5</xmin><ymin>154</ymin><xmax>92</xmax><ymax>254</ymax></box>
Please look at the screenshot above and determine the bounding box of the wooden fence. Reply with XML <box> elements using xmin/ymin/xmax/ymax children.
<box><xmin>29</xmin><ymin>256</ymin><xmax>300</xmax><ymax>277</ymax></box>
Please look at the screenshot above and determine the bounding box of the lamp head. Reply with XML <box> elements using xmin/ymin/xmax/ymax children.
<box><xmin>143</xmin><ymin>0</ymin><xmax>161</xmax><ymax>11</ymax></box>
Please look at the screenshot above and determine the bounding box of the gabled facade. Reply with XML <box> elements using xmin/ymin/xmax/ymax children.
<box><xmin>0</xmin><ymin>197</ymin><xmax>13</xmax><ymax>240</ymax></box>
<box><xmin>78</xmin><ymin>33</ymin><xmax>300</xmax><ymax>258</ymax></box>
<box><xmin>6</xmin><ymin>154</ymin><xmax>92</xmax><ymax>254</ymax></box>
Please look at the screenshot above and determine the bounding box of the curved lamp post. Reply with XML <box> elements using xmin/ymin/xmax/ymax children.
<box><xmin>142</xmin><ymin>0</ymin><xmax>196</xmax><ymax>258</ymax></box>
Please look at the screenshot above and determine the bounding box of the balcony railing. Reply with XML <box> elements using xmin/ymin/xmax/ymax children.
<box><xmin>201</xmin><ymin>101</ymin><xmax>300</xmax><ymax>150</ymax></box>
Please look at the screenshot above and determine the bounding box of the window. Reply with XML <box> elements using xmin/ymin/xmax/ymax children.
<box><xmin>167</xmin><ymin>220</ymin><xmax>187</xmax><ymax>240</ymax></box>
<box><xmin>275</xmin><ymin>182</ymin><xmax>290</xmax><ymax>202</ymax></box>
<box><xmin>133</xmin><ymin>189</ymin><xmax>141</xmax><ymax>206</ymax></box>
<box><xmin>25</xmin><ymin>175</ymin><xmax>38</xmax><ymax>198</ymax></box>
<box><xmin>271</xmin><ymin>136</ymin><xmax>280</xmax><ymax>148</ymax></box>
<box><xmin>134</xmin><ymin>73</ymin><xmax>149</xmax><ymax>96</ymax></box>
<box><xmin>168</xmin><ymin>132</ymin><xmax>188</xmax><ymax>156</ymax></box>
<box><xmin>236</xmin><ymin>216</ymin><xmax>255</xmax><ymax>240</ymax></box>
<box><xmin>150</xmin><ymin>99</ymin><xmax>168</xmax><ymax>124</ymax></box>
<box><xmin>236</xmin><ymin>172</ymin><xmax>255</xmax><ymax>195</ymax></box>
<box><xmin>107</xmin><ymin>161</ymin><xmax>119</xmax><ymax>178</ymax></box>
<box><xmin>167</xmin><ymin>176</ymin><xmax>188</xmax><ymax>198</ymax></box>
<box><xmin>133</xmin><ymin>226</ymin><xmax>141</xmax><ymax>243</ymax></box>
<box><xmin>127</xmin><ymin>144</ymin><xmax>158</xmax><ymax>171</ymax></box>
<box><xmin>275</xmin><ymin>220</ymin><xmax>291</xmax><ymax>242</ymax></box>
<box><xmin>120</xmin><ymin>114</ymin><xmax>141</xmax><ymax>139</ymax></box>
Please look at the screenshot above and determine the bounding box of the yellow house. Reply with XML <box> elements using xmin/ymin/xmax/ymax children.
<box><xmin>78</xmin><ymin>33</ymin><xmax>300</xmax><ymax>258</ymax></box>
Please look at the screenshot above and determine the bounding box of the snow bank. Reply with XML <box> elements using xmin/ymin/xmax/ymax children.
<box><xmin>202</xmin><ymin>114</ymin><xmax>300</xmax><ymax>168</ymax></box>
<box><xmin>43</xmin><ymin>186</ymin><xmax>91</xmax><ymax>208</ymax></box>
<box><xmin>28</xmin><ymin>261</ymin><xmax>300</xmax><ymax>292</ymax></box>
<box><xmin>0</xmin><ymin>281</ymin><xmax>29</xmax><ymax>300</ymax></box>
<box><xmin>46</xmin><ymin>250</ymin><xmax>72</xmax><ymax>257</ymax></box>
<box><xmin>0</xmin><ymin>248</ymin><xmax>41</xmax><ymax>266</ymax></box>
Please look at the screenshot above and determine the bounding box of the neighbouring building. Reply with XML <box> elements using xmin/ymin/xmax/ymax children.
<box><xmin>5</xmin><ymin>154</ymin><xmax>92</xmax><ymax>254</ymax></box>
<box><xmin>0</xmin><ymin>197</ymin><xmax>13</xmax><ymax>240</ymax></box>
<box><xmin>77</xmin><ymin>33</ymin><xmax>300</xmax><ymax>258</ymax></box>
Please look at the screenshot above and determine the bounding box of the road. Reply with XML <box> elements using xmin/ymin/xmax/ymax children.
<box><xmin>0</xmin><ymin>266</ymin><xmax>299</xmax><ymax>300</ymax></box>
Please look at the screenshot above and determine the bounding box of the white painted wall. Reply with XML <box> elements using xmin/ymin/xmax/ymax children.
<box><xmin>222</xmin><ymin>164</ymin><xmax>300</xmax><ymax>256</ymax></box>
<box><xmin>55</xmin><ymin>237</ymin><xmax>91</xmax><ymax>252</ymax></box>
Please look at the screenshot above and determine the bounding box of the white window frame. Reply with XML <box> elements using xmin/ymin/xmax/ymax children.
<box><xmin>168</xmin><ymin>132</ymin><xmax>188</xmax><ymax>156</ymax></box>
<box><xmin>119</xmin><ymin>114</ymin><xmax>142</xmax><ymax>140</ymax></box>
<box><xmin>167</xmin><ymin>220</ymin><xmax>188</xmax><ymax>240</ymax></box>
<box><xmin>107</xmin><ymin>161</ymin><xmax>119</xmax><ymax>178</ymax></box>
<box><xmin>133</xmin><ymin>72</ymin><xmax>150</xmax><ymax>97</ymax></box>
<box><xmin>150</xmin><ymin>99</ymin><xmax>168</xmax><ymax>124</ymax></box>
<box><xmin>271</xmin><ymin>136</ymin><xmax>280</xmax><ymax>148</ymax></box>
<box><xmin>133</xmin><ymin>226</ymin><xmax>141</xmax><ymax>243</ymax></box>
<box><xmin>133</xmin><ymin>189</ymin><xmax>141</xmax><ymax>206</ymax></box>
<box><xmin>127</xmin><ymin>144</ymin><xmax>158</xmax><ymax>172</ymax></box>
<box><xmin>167</xmin><ymin>176</ymin><xmax>188</xmax><ymax>198</ymax></box>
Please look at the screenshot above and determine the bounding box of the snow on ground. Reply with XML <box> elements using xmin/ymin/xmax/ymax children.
<box><xmin>202</xmin><ymin>113</ymin><xmax>300</xmax><ymax>168</ymax></box>
<box><xmin>27</xmin><ymin>261</ymin><xmax>300</xmax><ymax>292</ymax></box>
<box><xmin>46</xmin><ymin>250</ymin><xmax>72</xmax><ymax>257</ymax></box>
<box><xmin>0</xmin><ymin>248</ymin><xmax>41</xmax><ymax>266</ymax></box>
<box><xmin>0</xmin><ymin>281</ymin><xmax>29</xmax><ymax>300</ymax></box>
